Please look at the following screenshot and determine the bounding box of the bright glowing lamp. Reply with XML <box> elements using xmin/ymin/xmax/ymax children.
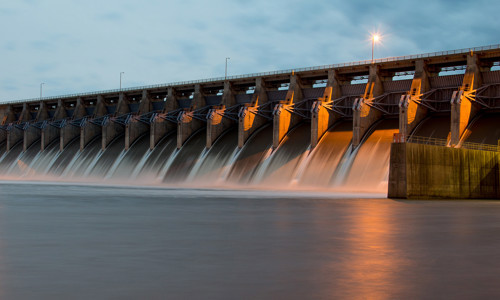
<box><xmin>371</xmin><ymin>34</ymin><xmax>380</xmax><ymax>62</ymax></box>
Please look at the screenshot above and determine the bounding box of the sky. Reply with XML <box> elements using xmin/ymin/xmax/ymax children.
<box><xmin>0</xmin><ymin>0</ymin><xmax>499</xmax><ymax>102</ymax></box>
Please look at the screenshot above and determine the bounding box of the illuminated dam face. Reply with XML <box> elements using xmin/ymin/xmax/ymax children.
<box><xmin>0</xmin><ymin>45</ymin><xmax>500</xmax><ymax>192</ymax></box>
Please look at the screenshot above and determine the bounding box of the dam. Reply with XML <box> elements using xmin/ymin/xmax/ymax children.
<box><xmin>1</xmin><ymin>45</ymin><xmax>500</xmax><ymax>192</ymax></box>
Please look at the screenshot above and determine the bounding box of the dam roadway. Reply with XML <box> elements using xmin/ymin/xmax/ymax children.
<box><xmin>0</xmin><ymin>44</ymin><xmax>500</xmax><ymax>191</ymax></box>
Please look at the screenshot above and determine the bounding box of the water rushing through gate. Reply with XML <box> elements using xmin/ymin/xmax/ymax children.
<box><xmin>0</xmin><ymin>115</ymin><xmax>495</xmax><ymax>192</ymax></box>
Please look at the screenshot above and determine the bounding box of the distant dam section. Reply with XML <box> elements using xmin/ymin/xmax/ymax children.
<box><xmin>0</xmin><ymin>44</ymin><xmax>499</xmax><ymax>194</ymax></box>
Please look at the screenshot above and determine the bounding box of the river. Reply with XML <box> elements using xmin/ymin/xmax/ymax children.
<box><xmin>0</xmin><ymin>182</ymin><xmax>499</xmax><ymax>299</ymax></box>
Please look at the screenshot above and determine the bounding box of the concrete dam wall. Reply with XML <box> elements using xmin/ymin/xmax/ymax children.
<box><xmin>389</xmin><ymin>143</ymin><xmax>500</xmax><ymax>199</ymax></box>
<box><xmin>0</xmin><ymin>45</ymin><xmax>500</xmax><ymax>192</ymax></box>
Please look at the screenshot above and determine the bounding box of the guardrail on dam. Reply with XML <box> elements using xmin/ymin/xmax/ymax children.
<box><xmin>0</xmin><ymin>44</ymin><xmax>500</xmax><ymax>191</ymax></box>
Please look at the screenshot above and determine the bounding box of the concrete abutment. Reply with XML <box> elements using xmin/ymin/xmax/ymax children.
<box><xmin>389</xmin><ymin>142</ymin><xmax>500</xmax><ymax>199</ymax></box>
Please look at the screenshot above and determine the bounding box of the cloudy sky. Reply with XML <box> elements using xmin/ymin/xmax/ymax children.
<box><xmin>0</xmin><ymin>0</ymin><xmax>498</xmax><ymax>102</ymax></box>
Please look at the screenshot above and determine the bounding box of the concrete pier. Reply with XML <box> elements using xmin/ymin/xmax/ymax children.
<box><xmin>102</xmin><ymin>120</ymin><xmax>123</xmax><ymax>150</ymax></box>
<box><xmin>42</xmin><ymin>125</ymin><xmax>59</xmax><ymax>151</ymax></box>
<box><xmin>150</xmin><ymin>87</ymin><xmax>178</xmax><ymax>149</ymax></box>
<box><xmin>273</xmin><ymin>74</ymin><xmax>303</xmax><ymax>149</ymax></box>
<box><xmin>450</xmin><ymin>54</ymin><xmax>484</xmax><ymax>146</ymax></box>
<box><xmin>21</xmin><ymin>102</ymin><xmax>38</xmax><ymax>152</ymax></box>
<box><xmin>7</xmin><ymin>126</ymin><xmax>24</xmax><ymax>151</ymax></box>
<box><xmin>125</xmin><ymin>119</ymin><xmax>148</xmax><ymax>150</ymax></box>
<box><xmin>238</xmin><ymin>77</ymin><xmax>269</xmax><ymax>148</ymax></box>
<box><xmin>150</xmin><ymin>114</ymin><xmax>175</xmax><ymax>150</ymax></box>
<box><xmin>177</xmin><ymin>84</ymin><xmax>206</xmax><ymax>149</ymax></box>
<box><xmin>81</xmin><ymin>121</ymin><xmax>100</xmax><ymax>151</ymax></box>
<box><xmin>42</xmin><ymin>100</ymin><xmax>66</xmax><ymax>151</ymax></box>
<box><xmin>206</xmin><ymin>81</ymin><xmax>236</xmax><ymax>148</ymax></box>
<box><xmin>80</xmin><ymin>95</ymin><xmax>107</xmax><ymax>151</ymax></box>
<box><xmin>125</xmin><ymin>90</ymin><xmax>150</xmax><ymax>150</ymax></box>
<box><xmin>398</xmin><ymin>60</ymin><xmax>432</xmax><ymax>138</ymax></box>
<box><xmin>353</xmin><ymin>65</ymin><xmax>384</xmax><ymax>147</ymax></box>
<box><xmin>102</xmin><ymin>93</ymin><xmax>128</xmax><ymax>150</ymax></box>
<box><xmin>0</xmin><ymin>105</ymin><xmax>16</xmax><ymax>146</ymax></box>
<box><xmin>60</xmin><ymin>97</ymin><xmax>86</xmax><ymax>151</ymax></box>
<box><xmin>23</xmin><ymin>126</ymin><xmax>39</xmax><ymax>152</ymax></box>
<box><xmin>310</xmin><ymin>70</ymin><xmax>342</xmax><ymax>148</ymax></box>
<box><xmin>0</xmin><ymin>130</ymin><xmax>6</xmax><ymax>146</ymax></box>
<box><xmin>177</xmin><ymin>110</ymin><xmax>204</xmax><ymax>149</ymax></box>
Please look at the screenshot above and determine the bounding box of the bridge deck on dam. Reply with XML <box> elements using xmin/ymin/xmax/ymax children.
<box><xmin>0</xmin><ymin>44</ymin><xmax>500</xmax><ymax>193</ymax></box>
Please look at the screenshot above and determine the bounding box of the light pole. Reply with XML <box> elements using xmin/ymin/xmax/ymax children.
<box><xmin>225</xmin><ymin>57</ymin><xmax>230</xmax><ymax>80</ymax></box>
<box><xmin>371</xmin><ymin>34</ymin><xmax>379</xmax><ymax>63</ymax></box>
<box><xmin>120</xmin><ymin>72</ymin><xmax>125</xmax><ymax>90</ymax></box>
<box><xmin>40</xmin><ymin>83</ymin><xmax>45</xmax><ymax>100</ymax></box>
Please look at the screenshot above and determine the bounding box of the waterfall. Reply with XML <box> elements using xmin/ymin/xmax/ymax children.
<box><xmin>1</xmin><ymin>112</ymin><xmax>488</xmax><ymax>192</ymax></box>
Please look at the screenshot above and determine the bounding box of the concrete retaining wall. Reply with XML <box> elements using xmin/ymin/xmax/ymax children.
<box><xmin>389</xmin><ymin>143</ymin><xmax>500</xmax><ymax>199</ymax></box>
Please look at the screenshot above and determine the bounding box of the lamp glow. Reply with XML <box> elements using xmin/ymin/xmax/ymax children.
<box><xmin>371</xmin><ymin>34</ymin><xmax>381</xmax><ymax>62</ymax></box>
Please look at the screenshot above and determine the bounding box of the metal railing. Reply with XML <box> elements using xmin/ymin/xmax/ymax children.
<box><xmin>406</xmin><ymin>135</ymin><xmax>449</xmax><ymax>147</ymax></box>
<box><xmin>2</xmin><ymin>44</ymin><xmax>500</xmax><ymax>105</ymax></box>
<box><xmin>405</xmin><ymin>135</ymin><xmax>499</xmax><ymax>152</ymax></box>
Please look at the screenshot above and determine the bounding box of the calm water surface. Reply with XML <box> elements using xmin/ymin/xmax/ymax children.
<box><xmin>0</xmin><ymin>182</ymin><xmax>499</xmax><ymax>299</ymax></box>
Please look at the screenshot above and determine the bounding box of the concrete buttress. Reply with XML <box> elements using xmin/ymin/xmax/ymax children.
<box><xmin>206</xmin><ymin>81</ymin><xmax>236</xmax><ymax>148</ymax></box>
<box><xmin>24</xmin><ymin>101</ymin><xmax>45</xmax><ymax>152</ymax></box>
<box><xmin>310</xmin><ymin>69</ymin><xmax>342</xmax><ymax>148</ymax></box>
<box><xmin>102</xmin><ymin>92</ymin><xmax>128</xmax><ymax>150</ymax></box>
<box><xmin>150</xmin><ymin>87</ymin><xmax>178</xmax><ymax>150</ymax></box>
<box><xmin>352</xmin><ymin>65</ymin><xmax>384</xmax><ymax>147</ymax></box>
<box><xmin>177</xmin><ymin>84</ymin><xmax>206</xmax><ymax>149</ymax></box>
<box><xmin>399</xmin><ymin>60</ymin><xmax>431</xmax><ymax>138</ymax></box>
<box><xmin>238</xmin><ymin>77</ymin><xmax>269</xmax><ymax>148</ymax></box>
<box><xmin>60</xmin><ymin>97</ymin><xmax>85</xmax><ymax>151</ymax></box>
<box><xmin>6</xmin><ymin>105</ymin><xmax>25</xmax><ymax>152</ymax></box>
<box><xmin>450</xmin><ymin>54</ymin><xmax>484</xmax><ymax>146</ymax></box>
<box><xmin>273</xmin><ymin>74</ymin><xmax>303</xmax><ymax>149</ymax></box>
<box><xmin>8</xmin><ymin>103</ymin><xmax>30</xmax><ymax>151</ymax></box>
<box><xmin>41</xmin><ymin>100</ymin><xmax>66</xmax><ymax>151</ymax></box>
<box><xmin>80</xmin><ymin>95</ymin><xmax>106</xmax><ymax>151</ymax></box>
<box><xmin>125</xmin><ymin>90</ymin><xmax>150</xmax><ymax>150</ymax></box>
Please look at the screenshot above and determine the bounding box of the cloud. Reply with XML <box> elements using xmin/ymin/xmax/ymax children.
<box><xmin>96</xmin><ymin>12</ymin><xmax>123</xmax><ymax>21</ymax></box>
<box><xmin>0</xmin><ymin>0</ymin><xmax>499</xmax><ymax>101</ymax></box>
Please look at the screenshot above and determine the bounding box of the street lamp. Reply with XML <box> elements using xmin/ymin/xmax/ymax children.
<box><xmin>225</xmin><ymin>57</ymin><xmax>230</xmax><ymax>80</ymax></box>
<box><xmin>120</xmin><ymin>72</ymin><xmax>125</xmax><ymax>90</ymax></box>
<box><xmin>372</xmin><ymin>34</ymin><xmax>380</xmax><ymax>63</ymax></box>
<box><xmin>40</xmin><ymin>83</ymin><xmax>45</xmax><ymax>100</ymax></box>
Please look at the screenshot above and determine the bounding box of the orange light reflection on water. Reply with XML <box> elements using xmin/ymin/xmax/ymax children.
<box><xmin>322</xmin><ymin>200</ymin><xmax>412</xmax><ymax>299</ymax></box>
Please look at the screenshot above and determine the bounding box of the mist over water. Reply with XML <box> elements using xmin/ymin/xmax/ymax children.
<box><xmin>0</xmin><ymin>113</ymin><xmax>497</xmax><ymax>192</ymax></box>
<box><xmin>0</xmin><ymin>120</ymin><xmax>400</xmax><ymax>193</ymax></box>
<box><xmin>343</xmin><ymin>119</ymin><xmax>398</xmax><ymax>191</ymax></box>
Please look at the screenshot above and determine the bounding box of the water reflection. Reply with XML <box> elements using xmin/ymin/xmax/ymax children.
<box><xmin>0</xmin><ymin>184</ymin><xmax>499</xmax><ymax>299</ymax></box>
